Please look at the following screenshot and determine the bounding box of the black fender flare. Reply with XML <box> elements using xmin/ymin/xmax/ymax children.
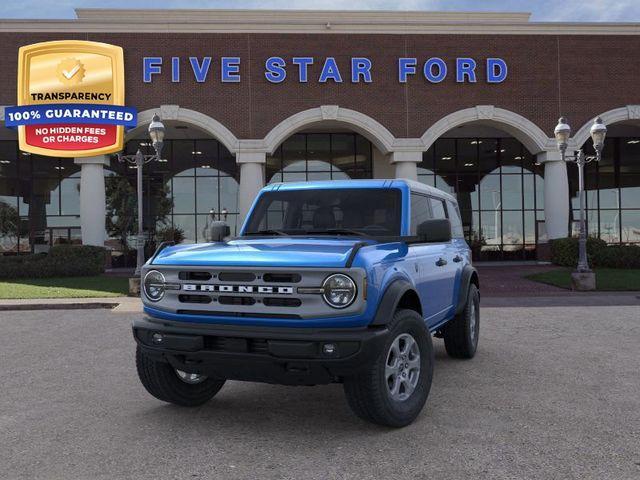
<box><xmin>454</xmin><ymin>265</ymin><xmax>480</xmax><ymax>315</ymax></box>
<box><xmin>370</xmin><ymin>279</ymin><xmax>419</xmax><ymax>326</ymax></box>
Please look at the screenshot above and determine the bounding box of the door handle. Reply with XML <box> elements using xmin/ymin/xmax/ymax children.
<box><xmin>453</xmin><ymin>255</ymin><xmax>463</xmax><ymax>263</ymax></box>
<box><xmin>435</xmin><ymin>257</ymin><xmax>447</xmax><ymax>267</ymax></box>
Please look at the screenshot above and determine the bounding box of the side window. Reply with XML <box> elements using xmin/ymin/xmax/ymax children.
<box><xmin>446</xmin><ymin>200</ymin><xmax>464</xmax><ymax>238</ymax></box>
<box><xmin>410</xmin><ymin>193</ymin><xmax>431</xmax><ymax>235</ymax></box>
<box><xmin>429</xmin><ymin>197</ymin><xmax>447</xmax><ymax>220</ymax></box>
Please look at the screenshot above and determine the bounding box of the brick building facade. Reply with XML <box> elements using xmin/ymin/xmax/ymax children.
<box><xmin>0</xmin><ymin>10</ymin><xmax>639</xmax><ymax>261</ymax></box>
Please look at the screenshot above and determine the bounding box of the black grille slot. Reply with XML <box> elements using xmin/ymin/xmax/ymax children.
<box><xmin>176</xmin><ymin>310</ymin><xmax>301</xmax><ymax>319</ymax></box>
<box><xmin>263</xmin><ymin>273</ymin><xmax>301</xmax><ymax>283</ymax></box>
<box><xmin>178</xmin><ymin>294</ymin><xmax>212</xmax><ymax>304</ymax></box>
<box><xmin>178</xmin><ymin>271</ymin><xmax>212</xmax><ymax>281</ymax></box>
<box><xmin>202</xmin><ymin>336</ymin><xmax>269</xmax><ymax>355</ymax></box>
<box><xmin>249</xmin><ymin>339</ymin><xmax>269</xmax><ymax>354</ymax></box>
<box><xmin>204</xmin><ymin>336</ymin><xmax>226</xmax><ymax>350</ymax></box>
<box><xmin>263</xmin><ymin>297</ymin><xmax>302</xmax><ymax>307</ymax></box>
<box><xmin>218</xmin><ymin>296</ymin><xmax>256</xmax><ymax>306</ymax></box>
<box><xmin>218</xmin><ymin>271</ymin><xmax>256</xmax><ymax>282</ymax></box>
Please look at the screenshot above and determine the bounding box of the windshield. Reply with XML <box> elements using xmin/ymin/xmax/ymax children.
<box><xmin>244</xmin><ymin>188</ymin><xmax>402</xmax><ymax>237</ymax></box>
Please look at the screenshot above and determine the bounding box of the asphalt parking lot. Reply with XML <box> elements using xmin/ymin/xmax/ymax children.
<box><xmin>1</xmin><ymin>305</ymin><xmax>639</xmax><ymax>480</ymax></box>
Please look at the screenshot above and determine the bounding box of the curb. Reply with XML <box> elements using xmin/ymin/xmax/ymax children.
<box><xmin>0</xmin><ymin>302</ymin><xmax>120</xmax><ymax>311</ymax></box>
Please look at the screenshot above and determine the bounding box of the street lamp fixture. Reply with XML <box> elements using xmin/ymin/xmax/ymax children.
<box><xmin>117</xmin><ymin>113</ymin><xmax>166</xmax><ymax>276</ymax></box>
<box><xmin>553</xmin><ymin>116</ymin><xmax>607</xmax><ymax>278</ymax></box>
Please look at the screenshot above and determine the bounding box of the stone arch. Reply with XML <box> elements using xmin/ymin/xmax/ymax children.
<box><xmin>572</xmin><ymin>105</ymin><xmax>640</xmax><ymax>148</ymax></box>
<box><xmin>262</xmin><ymin>105</ymin><xmax>396</xmax><ymax>155</ymax></box>
<box><xmin>127</xmin><ymin>105</ymin><xmax>240</xmax><ymax>154</ymax></box>
<box><xmin>420</xmin><ymin>105</ymin><xmax>552</xmax><ymax>154</ymax></box>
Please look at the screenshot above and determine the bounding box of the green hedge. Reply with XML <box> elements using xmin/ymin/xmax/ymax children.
<box><xmin>550</xmin><ymin>237</ymin><xmax>640</xmax><ymax>268</ymax></box>
<box><xmin>0</xmin><ymin>245</ymin><xmax>107</xmax><ymax>279</ymax></box>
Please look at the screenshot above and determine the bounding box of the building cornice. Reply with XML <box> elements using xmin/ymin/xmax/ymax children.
<box><xmin>0</xmin><ymin>9</ymin><xmax>638</xmax><ymax>35</ymax></box>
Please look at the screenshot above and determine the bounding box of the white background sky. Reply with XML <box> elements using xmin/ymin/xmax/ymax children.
<box><xmin>1</xmin><ymin>0</ymin><xmax>639</xmax><ymax>22</ymax></box>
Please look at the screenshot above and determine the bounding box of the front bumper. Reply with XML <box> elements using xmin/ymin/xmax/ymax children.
<box><xmin>133</xmin><ymin>316</ymin><xmax>389</xmax><ymax>386</ymax></box>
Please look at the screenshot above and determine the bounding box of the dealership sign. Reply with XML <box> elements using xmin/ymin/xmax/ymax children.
<box><xmin>142</xmin><ymin>56</ymin><xmax>508</xmax><ymax>84</ymax></box>
<box><xmin>5</xmin><ymin>40</ymin><xmax>137</xmax><ymax>157</ymax></box>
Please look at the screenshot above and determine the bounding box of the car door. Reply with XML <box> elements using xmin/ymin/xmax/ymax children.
<box><xmin>427</xmin><ymin>196</ymin><xmax>458</xmax><ymax>321</ymax></box>
<box><xmin>408</xmin><ymin>193</ymin><xmax>452</xmax><ymax>325</ymax></box>
<box><xmin>446</xmin><ymin>199</ymin><xmax>467</xmax><ymax>305</ymax></box>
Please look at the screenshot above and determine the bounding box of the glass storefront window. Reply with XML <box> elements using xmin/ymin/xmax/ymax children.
<box><xmin>621</xmin><ymin>175</ymin><xmax>640</xmax><ymax>209</ymax></box>
<box><xmin>621</xmin><ymin>210</ymin><xmax>640</xmax><ymax>243</ymax></box>
<box><xmin>421</xmin><ymin>136</ymin><xmax>546</xmax><ymax>260</ymax></box>
<box><xmin>266</xmin><ymin>133</ymin><xmax>372</xmax><ymax>183</ymax></box>
<box><xmin>501</xmin><ymin>175</ymin><xmax>523</xmax><ymax>210</ymax></box>
<box><xmin>569</xmin><ymin>136</ymin><xmax>640</xmax><ymax>244</ymax></box>
<box><xmin>195</xmin><ymin>177</ymin><xmax>218</xmax><ymax>214</ymax></box>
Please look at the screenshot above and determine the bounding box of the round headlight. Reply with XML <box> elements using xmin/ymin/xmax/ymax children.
<box><xmin>322</xmin><ymin>274</ymin><xmax>357</xmax><ymax>309</ymax></box>
<box><xmin>143</xmin><ymin>270</ymin><xmax>166</xmax><ymax>302</ymax></box>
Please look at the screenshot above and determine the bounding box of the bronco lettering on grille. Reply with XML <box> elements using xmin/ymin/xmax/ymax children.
<box><xmin>182</xmin><ymin>284</ymin><xmax>294</xmax><ymax>294</ymax></box>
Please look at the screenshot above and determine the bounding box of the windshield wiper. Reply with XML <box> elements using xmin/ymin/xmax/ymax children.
<box><xmin>306</xmin><ymin>228</ymin><xmax>372</xmax><ymax>238</ymax></box>
<box><xmin>245</xmin><ymin>229</ymin><xmax>289</xmax><ymax>236</ymax></box>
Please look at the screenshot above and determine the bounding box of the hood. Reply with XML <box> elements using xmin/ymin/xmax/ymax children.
<box><xmin>151</xmin><ymin>237</ymin><xmax>367</xmax><ymax>268</ymax></box>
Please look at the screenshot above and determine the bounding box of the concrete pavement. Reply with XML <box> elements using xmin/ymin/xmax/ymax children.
<box><xmin>1</xmin><ymin>305</ymin><xmax>639</xmax><ymax>479</ymax></box>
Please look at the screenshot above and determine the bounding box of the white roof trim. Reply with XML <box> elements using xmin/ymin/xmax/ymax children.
<box><xmin>0</xmin><ymin>9</ymin><xmax>639</xmax><ymax>35</ymax></box>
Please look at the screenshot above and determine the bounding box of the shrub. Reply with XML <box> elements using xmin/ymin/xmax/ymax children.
<box><xmin>550</xmin><ymin>237</ymin><xmax>640</xmax><ymax>269</ymax></box>
<box><xmin>0</xmin><ymin>245</ymin><xmax>107</xmax><ymax>279</ymax></box>
<box><xmin>593</xmin><ymin>244</ymin><xmax>640</xmax><ymax>269</ymax></box>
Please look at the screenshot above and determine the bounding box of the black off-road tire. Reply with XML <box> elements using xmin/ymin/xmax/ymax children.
<box><xmin>136</xmin><ymin>346</ymin><xmax>225</xmax><ymax>407</ymax></box>
<box><xmin>343</xmin><ymin>309</ymin><xmax>434</xmax><ymax>428</ymax></box>
<box><xmin>443</xmin><ymin>283</ymin><xmax>480</xmax><ymax>359</ymax></box>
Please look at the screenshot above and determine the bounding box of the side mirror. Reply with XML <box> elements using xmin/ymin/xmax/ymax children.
<box><xmin>417</xmin><ymin>219</ymin><xmax>451</xmax><ymax>243</ymax></box>
<box><xmin>210</xmin><ymin>224</ymin><xmax>231</xmax><ymax>242</ymax></box>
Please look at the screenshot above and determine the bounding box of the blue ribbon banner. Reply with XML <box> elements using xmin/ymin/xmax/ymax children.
<box><xmin>4</xmin><ymin>104</ymin><xmax>138</xmax><ymax>128</ymax></box>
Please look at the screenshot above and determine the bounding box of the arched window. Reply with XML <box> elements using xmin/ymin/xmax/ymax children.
<box><xmin>418</xmin><ymin>137</ymin><xmax>544</xmax><ymax>260</ymax></box>
<box><xmin>267</xmin><ymin>133</ymin><xmax>373</xmax><ymax>183</ymax></box>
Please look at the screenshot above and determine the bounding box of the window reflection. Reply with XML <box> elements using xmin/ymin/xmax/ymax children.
<box><xmin>105</xmin><ymin>138</ymin><xmax>240</xmax><ymax>265</ymax></box>
<box><xmin>266</xmin><ymin>133</ymin><xmax>373</xmax><ymax>183</ymax></box>
<box><xmin>419</xmin><ymin>137</ymin><xmax>543</xmax><ymax>260</ymax></box>
<box><xmin>569</xmin><ymin>136</ymin><xmax>640</xmax><ymax>244</ymax></box>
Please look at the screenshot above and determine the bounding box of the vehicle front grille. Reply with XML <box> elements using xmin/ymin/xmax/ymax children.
<box><xmin>152</xmin><ymin>267</ymin><xmax>365</xmax><ymax>320</ymax></box>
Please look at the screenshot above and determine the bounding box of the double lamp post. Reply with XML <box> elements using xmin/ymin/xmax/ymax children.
<box><xmin>117</xmin><ymin>114</ymin><xmax>166</xmax><ymax>276</ymax></box>
<box><xmin>553</xmin><ymin>116</ymin><xmax>607</xmax><ymax>288</ymax></box>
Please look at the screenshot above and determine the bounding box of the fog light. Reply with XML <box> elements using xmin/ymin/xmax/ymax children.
<box><xmin>323</xmin><ymin>343</ymin><xmax>337</xmax><ymax>355</ymax></box>
<box><xmin>152</xmin><ymin>333</ymin><xmax>164</xmax><ymax>344</ymax></box>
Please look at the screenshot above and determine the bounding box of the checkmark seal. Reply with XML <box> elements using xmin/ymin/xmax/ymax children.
<box><xmin>56</xmin><ymin>58</ymin><xmax>85</xmax><ymax>85</ymax></box>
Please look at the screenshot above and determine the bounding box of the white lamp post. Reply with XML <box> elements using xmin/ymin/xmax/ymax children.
<box><xmin>117</xmin><ymin>113</ymin><xmax>166</xmax><ymax>276</ymax></box>
<box><xmin>553</xmin><ymin>116</ymin><xmax>607</xmax><ymax>288</ymax></box>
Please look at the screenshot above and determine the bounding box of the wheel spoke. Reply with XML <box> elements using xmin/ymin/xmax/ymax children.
<box><xmin>385</xmin><ymin>362</ymin><xmax>399</xmax><ymax>378</ymax></box>
<box><xmin>402</xmin><ymin>378</ymin><xmax>411</xmax><ymax>396</ymax></box>
<box><xmin>407</xmin><ymin>356</ymin><xmax>420</xmax><ymax>370</ymax></box>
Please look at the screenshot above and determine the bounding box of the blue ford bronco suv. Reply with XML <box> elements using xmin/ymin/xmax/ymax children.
<box><xmin>134</xmin><ymin>179</ymin><xmax>479</xmax><ymax>427</ymax></box>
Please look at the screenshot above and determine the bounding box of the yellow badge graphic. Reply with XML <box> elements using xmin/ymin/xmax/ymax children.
<box><xmin>6</xmin><ymin>40</ymin><xmax>136</xmax><ymax>158</ymax></box>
